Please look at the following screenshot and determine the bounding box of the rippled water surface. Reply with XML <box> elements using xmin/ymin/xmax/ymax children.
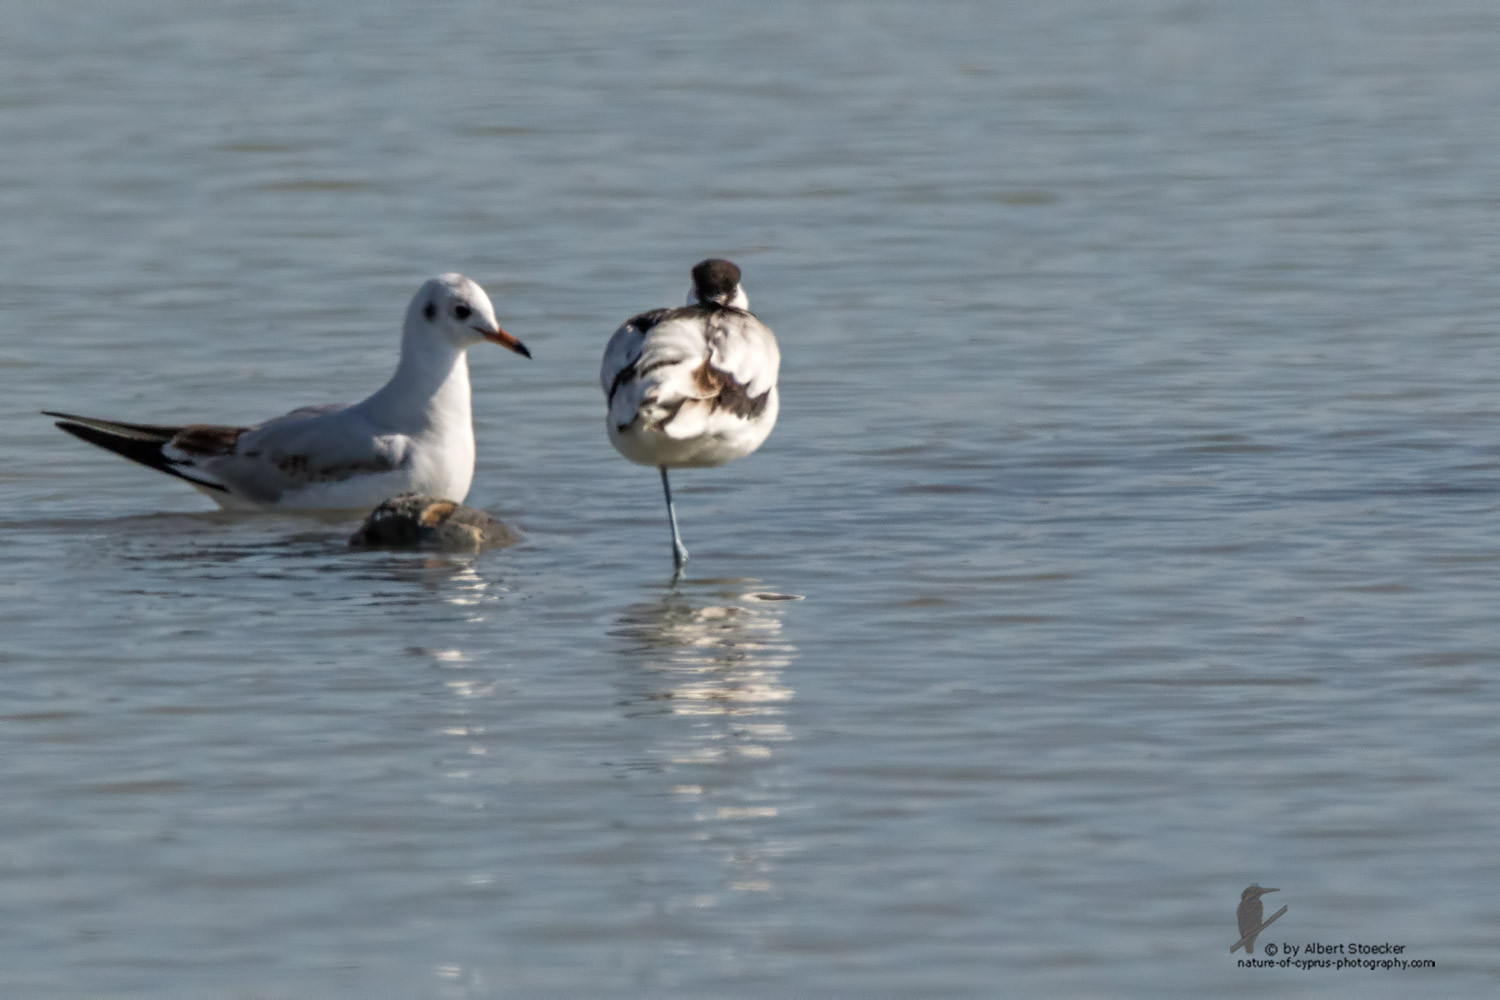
<box><xmin>6</xmin><ymin>2</ymin><xmax>1500</xmax><ymax>995</ymax></box>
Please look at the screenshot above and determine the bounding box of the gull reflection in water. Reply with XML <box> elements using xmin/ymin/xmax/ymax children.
<box><xmin>612</xmin><ymin>580</ymin><xmax>802</xmax><ymax>897</ymax></box>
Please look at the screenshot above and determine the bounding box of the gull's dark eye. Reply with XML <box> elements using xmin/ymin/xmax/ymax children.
<box><xmin>422</xmin><ymin>302</ymin><xmax>436</xmax><ymax>322</ymax></box>
<box><xmin>454</xmin><ymin>304</ymin><xmax>472</xmax><ymax>321</ymax></box>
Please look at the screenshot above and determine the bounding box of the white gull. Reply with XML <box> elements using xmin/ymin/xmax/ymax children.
<box><xmin>45</xmin><ymin>273</ymin><xmax>531</xmax><ymax>511</ymax></box>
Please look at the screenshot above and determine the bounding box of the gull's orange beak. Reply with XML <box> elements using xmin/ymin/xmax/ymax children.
<box><xmin>477</xmin><ymin>325</ymin><xmax>531</xmax><ymax>359</ymax></box>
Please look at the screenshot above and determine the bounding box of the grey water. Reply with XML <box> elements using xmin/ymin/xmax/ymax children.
<box><xmin>3</xmin><ymin>1</ymin><xmax>1500</xmax><ymax>995</ymax></box>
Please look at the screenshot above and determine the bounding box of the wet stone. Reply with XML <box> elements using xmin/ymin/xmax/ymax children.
<box><xmin>348</xmin><ymin>493</ymin><xmax>518</xmax><ymax>553</ymax></box>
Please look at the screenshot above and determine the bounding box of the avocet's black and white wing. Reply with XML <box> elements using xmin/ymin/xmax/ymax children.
<box><xmin>602</xmin><ymin>303</ymin><xmax>780</xmax><ymax>467</ymax></box>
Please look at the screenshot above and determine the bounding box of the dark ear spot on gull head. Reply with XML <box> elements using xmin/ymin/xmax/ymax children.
<box><xmin>422</xmin><ymin>301</ymin><xmax>436</xmax><ymax>322</ymax></box>
<box><xmin>691</xmin><ymin>258</ymin><xmax>742</xmax><ymax>304</ymax></box>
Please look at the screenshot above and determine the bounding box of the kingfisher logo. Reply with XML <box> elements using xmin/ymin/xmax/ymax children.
<box><xmin>1230</xmin><ymin>885</ymin><xmax>1286</xmax><ymax>954</ymax></box>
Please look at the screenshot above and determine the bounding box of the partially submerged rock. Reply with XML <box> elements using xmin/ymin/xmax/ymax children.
<box><xmin>348</xmin><ymin>493</ymin><xmax>518</xmax><ymax>553</ymax></box>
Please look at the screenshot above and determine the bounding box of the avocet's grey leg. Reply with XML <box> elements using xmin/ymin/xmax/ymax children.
<box><xmin>660</xmin><ymin>466</ymin><xmax>689</xmax><ymax>575</ymax></box>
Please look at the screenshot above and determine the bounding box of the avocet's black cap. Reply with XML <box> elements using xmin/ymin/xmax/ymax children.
<box><xmin>691</xmin><ymin>258</ymin><xmax>742</xmax><ymax>303</ymax></box>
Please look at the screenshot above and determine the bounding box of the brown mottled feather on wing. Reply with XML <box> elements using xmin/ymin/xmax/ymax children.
<box><xmin>170</xmin><ymin>425</ymin><xmax>249</xmax><ymax>457</ymax></box>
<box><xmin>693</xmin><ymin>359</ymin><xmax>772</xmax><ymax>419</ymax></box>
<box><xmin>272</xmin><ymin>452</ymin><xmax>396</xmax><ymax>483</ymax></box>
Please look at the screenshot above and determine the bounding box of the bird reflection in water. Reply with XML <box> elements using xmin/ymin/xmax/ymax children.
<box><xmin>354</xmin><ymin>554</ymin><xmax>505</xmax><ymax>620</ymax></box>
<box><xmin>612</xmin><ymin>580</ymin><xmax>802</xmax><ymax>896</ymax></box>
<box><xmin>362</xmin><ymin>556</ymin><xmax>506</xmax><ymax>825</ymax></box>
